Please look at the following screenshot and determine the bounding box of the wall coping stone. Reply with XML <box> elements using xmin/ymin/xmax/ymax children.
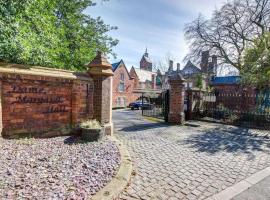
<box><xmin>0</xmin><ymin>62</ymin><xmax>91</xmax><ymax>81</ymax></box>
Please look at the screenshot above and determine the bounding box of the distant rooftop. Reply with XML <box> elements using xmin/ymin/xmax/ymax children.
<box><xmin>112</xmin><ymin>60</ymin><xmax>122</xmax><ymax>72</ymax></box>
<box><xmin>133</xmin><ymin>68</ymin><xmax>156</xmax><ymax>82</ymax></box>
<box><xmin>182</xmin><ymin>60</ymin><xmax>201</xmax><ymax>74</ymax></box>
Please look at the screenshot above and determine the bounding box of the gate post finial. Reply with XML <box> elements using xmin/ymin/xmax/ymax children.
<box><xmin>87</xmin><ymin>51</ymin><xmax>113</xmax><ymax>76</ymax></box>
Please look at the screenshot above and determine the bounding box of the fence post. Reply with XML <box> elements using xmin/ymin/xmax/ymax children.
<box><xmin>87</xmin><ymin>51</ymin><xmax>114</xmax><ymax>135</ymax></box>
<box><xmin>186</xmin><ymin>89</ymin><xmax>193</xmax><ymax>120</ymax></box>
<box><xmin>168</xmin><ymin>73</ymin><xmax>186</xmax><ymax>125</ymax></box>
<box><xmin>142</xmin><ymin>93</ymin><xmax>144</xmax><ymax>116</ymax></box>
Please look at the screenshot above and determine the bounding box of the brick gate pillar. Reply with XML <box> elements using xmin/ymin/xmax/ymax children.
<box><xmin>87</xmin><ymin>51</ymin><xmax>114</xmax><ymax>135</ymax></box>
<box><xmin>168</xmin><ymin>73</ymin><xmax>186</xmax><ymax>125</ymax></box>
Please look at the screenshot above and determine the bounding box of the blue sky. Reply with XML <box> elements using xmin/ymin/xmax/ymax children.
<box><xmin>86</xmin><ymin>0</ymin><xmax>225</xmax><ymax>70</ymax></box>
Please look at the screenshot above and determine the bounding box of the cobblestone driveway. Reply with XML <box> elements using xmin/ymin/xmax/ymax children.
<box><xmin>114</xmin><ymin>110</ymin><xmax>270</xmax><ymax>200</ymax></box>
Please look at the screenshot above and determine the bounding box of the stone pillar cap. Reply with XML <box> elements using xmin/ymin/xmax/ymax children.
<box><xmin>87</xmin><ymin>51</ymin><xmax>112</xmax><ymax>68</ymax></box>
<box><xmin>168</xmin><ymin>72</ymin><xmax>185</xmax><ymax>82</ymax></box>
<box><xmin>87</xmin><ymin>51</ymin><xmax>113</xmax><ymax>76</ymax></box>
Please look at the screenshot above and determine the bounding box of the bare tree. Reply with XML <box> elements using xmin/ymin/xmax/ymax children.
<box><xmin>153</xmin><ymin>52</ymin><xmax>176</xmax><ymax>74</ymax></box>
<box><xmin>185</xmin><ymin>0</ymin><xmax>270</xmax><ymax>71</ymax></box>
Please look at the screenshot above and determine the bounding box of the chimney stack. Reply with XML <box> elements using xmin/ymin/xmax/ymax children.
<box><xmin>177</xmin><ymin>63</ymin><xmax>180</xmax><ymax>71</ymax></box>
<box><xmin>212</xmin><ymin>55</ymin><xmax>217</xmax><ymax>66</ymax></box>
<box><xmin>200</xmin><ymin>51</ymin><xmax>209</xmax><ymax>73</ymax></box>
<box><xmin>211</xmin><ymin>55</ymin><xmax>218</xmax><ymax>75</ymax></box>
<box><xmin>169</xmin><ymin>60</ymin><xmax>173</xmax><ymax>71</ymax></box>
<box><xmin>151</xmin><ymin>74</ymin><xmax>156</xmax><ymax>90</ymax></box>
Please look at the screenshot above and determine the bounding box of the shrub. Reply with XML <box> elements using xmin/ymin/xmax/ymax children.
<box><xmin>80</xmin><ymin>120</ymin><xmax>101</xmax><ymax>129</ymax></box>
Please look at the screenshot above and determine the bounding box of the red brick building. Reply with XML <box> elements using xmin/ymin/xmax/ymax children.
<box><xmin>130</xmin><ymin>67</ymin><xmax>158</xmax><ymax>90</ymax></box>
<box><xmin>112</xmin><ymin>60</ymin><xmax>139</xmax><ymax>108</ymax></box>
<box><xmin>130</xmin><ymin>48</ymin><xmax>160</xmax><ymax>90</ymax></box>
<box><xmin>112</xmin><ymin>50</ymin><xmax>160</xmax><ymax>108</ymax></box>
<box><xmin>140</xmin><ymin>48</ymin><xmax>153</xmax><ymax>71</ymax></box>
<box><xmin>160</xmin><ymin>51</ymin><xmax>218</xmax><ymax>91</ymax></box>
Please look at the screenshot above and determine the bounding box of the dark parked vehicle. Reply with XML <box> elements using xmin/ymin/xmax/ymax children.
<box><xmin>129</xmin><ymin>101</ymin><xmax>153</xmax><ymax>110</ymax></box>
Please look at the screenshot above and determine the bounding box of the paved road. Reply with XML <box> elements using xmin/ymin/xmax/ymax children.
<box><xmin>233</xmin><ymin>176</ymin><xmax>270</xmax><ymax>200</ymax></box>
<box><xmin>113</xmin><ymin>110</ymin><xmax>270</xmax><ymax>200</ymax></box>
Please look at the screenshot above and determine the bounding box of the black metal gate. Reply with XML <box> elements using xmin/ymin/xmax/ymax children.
<box><xmin>187</xmin><ymin>90</ymin><xmax>270</xmax><ymax>130</ymax></box>
<box><xmin>142</xmin><ymin>90</ymin><xmax>170</xmax><ymax>122</ymax></box>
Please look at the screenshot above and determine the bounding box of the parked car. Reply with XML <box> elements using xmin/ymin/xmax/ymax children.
<box><xmin>129</xmin><ymin>101</ymin><xmax>153</xmax><ymax>110</ymax></box>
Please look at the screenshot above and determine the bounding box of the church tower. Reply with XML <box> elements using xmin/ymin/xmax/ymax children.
<box><xmin>140</xmin><ymin>48</ymin><xmax>153</xmax><ymax>71</ymax></box>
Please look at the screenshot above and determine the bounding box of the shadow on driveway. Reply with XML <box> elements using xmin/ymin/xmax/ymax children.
<box><xmin>120</xmin><ymin>122</ymin><xmax>169</xmax><ymax>132</ymax></box>
<box><xmin>181</xmin><ymin>126</ymin><xmax>270</xmax><ymax>157</ymax></box>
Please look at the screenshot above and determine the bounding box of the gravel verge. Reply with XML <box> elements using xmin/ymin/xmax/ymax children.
<box><xmin>0</xmin><ymin>136</ymin><xmax>120</xmax><ymax>200</ymax></box>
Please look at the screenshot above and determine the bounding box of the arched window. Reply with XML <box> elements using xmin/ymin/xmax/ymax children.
<box><xmin>120</xmin><ymin>73</ymin><xmax>124</xmax><ymax>81</ymax></box>
<box><xmin>118</xmin><ymin>73</ymin><xmax>125</xmax><ymax>92</ymax></box>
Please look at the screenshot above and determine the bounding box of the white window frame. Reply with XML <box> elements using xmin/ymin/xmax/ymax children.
<box><xmin>118</xmin><ymin>82</ymin><xmax>125</xmax><ymax>92</ymax></box>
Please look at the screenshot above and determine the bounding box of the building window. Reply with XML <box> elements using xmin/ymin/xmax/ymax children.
<box><xmin>118</xmin><ymin>82</ymin><xmax>125</xmax><ymax>92</ymax></box>
<box><xmin>120</xmin><ymin>73</ymin><xmax>124</xmax><ymax>81</ymax></box>
<box><xmin>118</xmin><ymin>73</ymin><xmax>125</xmax><ymax>92</ymax></box>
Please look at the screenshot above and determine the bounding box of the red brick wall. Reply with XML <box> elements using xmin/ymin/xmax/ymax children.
<box><xmin>0</xmin><ymin>72</ymin><xmax>94</xmax><ymax>138</ymax></box>
<box><xmin>113</xmin><ymin>64</ymin><xmax>139</xmax><ymax>108</ymax></box>
<box><xmin>72</xmin><ymin>80</ymin><xmax>94</xmax><ymax>124</ymax></box>
<box><xmin>213</xmin><ymin>84</ymin><xmax>241</xmax><ymax>92</ymax></box>
<box><xmin>213</xmin><ymin>84</ymin><xmax>256</xmax><ymax>93</ymax></box>
<box><xmin>130</xmin><ymin>68</ymin><xmax>139</xmax><ymax>89</ymax></box>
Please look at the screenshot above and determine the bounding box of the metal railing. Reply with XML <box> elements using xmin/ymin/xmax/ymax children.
<box><xmin>191</xmin><ymin>91</ymin><xmax>270</xmax><ymax>130</ymax></box>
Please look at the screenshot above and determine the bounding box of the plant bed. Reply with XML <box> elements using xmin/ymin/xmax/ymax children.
<box><xmin>79</xmin><ymin>120</ymin><xmax>103</xmax><ymax>142</ymax></box>
<box><xmin>0</xmin><ymin>136</ymin><xmax>120</xmax><ymax>199</ymax></box>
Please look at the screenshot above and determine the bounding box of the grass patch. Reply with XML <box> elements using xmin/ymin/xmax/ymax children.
<box><xmin>143</xmin><ymin>116</ymin><xmax>164</xmax><ymax>123</ymax></box>
<box><xmin>112</xmin><ymin>107</ymin><xmax>127</xmax><ymax>110</ymax></box>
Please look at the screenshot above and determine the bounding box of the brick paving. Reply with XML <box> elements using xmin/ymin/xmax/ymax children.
<box><xmin>113</xmin><ymin>110</ymin><xmax>270</xmax><ymax>200</ymax></box>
